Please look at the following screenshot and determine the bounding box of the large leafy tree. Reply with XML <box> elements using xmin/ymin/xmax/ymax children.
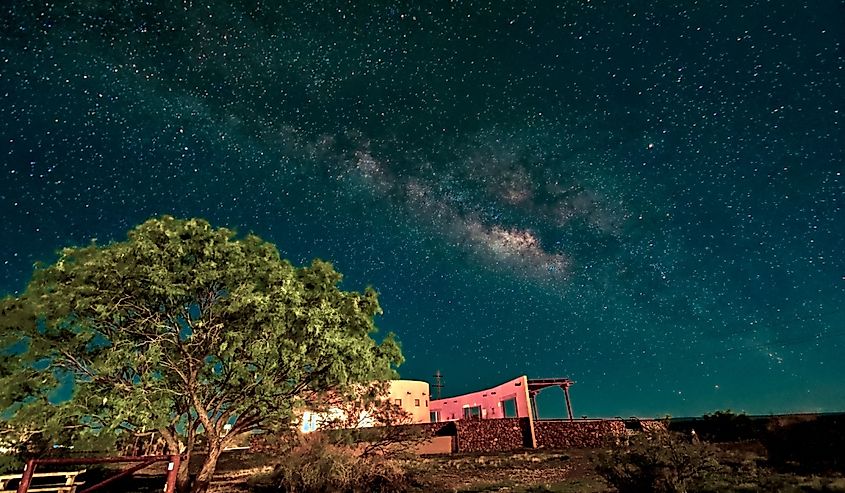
<box><xmin>0</xmin><ymin>216</ymin><xmax>403</xmax><ymax>493</ymax></box>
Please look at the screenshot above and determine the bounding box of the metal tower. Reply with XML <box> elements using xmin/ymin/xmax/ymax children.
<box><xmin>432</xmin><ymin>369</ymin><xmax>444</xmax><ymax>399</ymax></box>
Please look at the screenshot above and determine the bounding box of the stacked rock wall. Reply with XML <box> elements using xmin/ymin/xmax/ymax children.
<box><xmin>453</xmin><ymin>418</ymin><xmax>529</xmax><ymax>452</ymax></box>
<box><xmin>639</xmin><ymin>419</ymin><xmax>668</xmax><ymax>434</ymax></box>
<box><xmin>249</xmin><ymin>420</ymin><xmax>455</xmax><ymax>454</ymax></box>
<box><xmin>251</xmin><ymin>418</ymin><xmax>666</xmax><ymax>454</ymax></box>
<box><xmin>534</xmin><ymin>419</ymin><xmax>626</xmax><ymax>449</ymax></box>
<box><xmin>396</xmin><ymin>420</ymin><xmax>456</xmax><ymax>437</ymax></box>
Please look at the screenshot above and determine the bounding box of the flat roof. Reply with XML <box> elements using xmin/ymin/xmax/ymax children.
<box><xmin>527</xmin><ymin>378</ymin><xmax>574</xmax><ymax>392</ymax></box>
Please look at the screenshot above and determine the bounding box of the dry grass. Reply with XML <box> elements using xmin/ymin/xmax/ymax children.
<box><xmin>409</xmin><ymin>450</ymin><xmax>610</xmax><ymax>492</ymax></box>
<box><xmin>201</xmin><ymin>448</ymin><xmax>611</xmax><ymax>493</ymax></box>
<box><xmin>111</xmin><ymin>442</ymin><xmax>845</xmax><ymax>493</ymax></box>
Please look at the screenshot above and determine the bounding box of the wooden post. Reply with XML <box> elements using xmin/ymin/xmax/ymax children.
<box><xmin>16</xmin><ymin>459</ymin><xmax>36</xmax><ymax>493</ymax></box>
<box><xmin>164</xmin><ymin>455</ymin><xmax>180</xmax><ymax>493</ymax></box>
<box><xmin>529</xmin><ymin>391</ymin><xmax>540</xmax><ymax>420</ymax></box>
<box><xmin>522</xmin><ymin>377</ymin><xmax>537</xmax><ymax>449</ymax></box>
<box><xmin>562</xmin><ymin>384</ymin><xmax>574</xmax><ymax>421</ymax></box>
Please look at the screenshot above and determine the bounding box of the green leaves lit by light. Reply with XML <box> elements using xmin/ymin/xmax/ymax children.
<box><xmin>0</xmin><ymin>215</ymin><xmax>403</xmax><ymax>493</ymax></box>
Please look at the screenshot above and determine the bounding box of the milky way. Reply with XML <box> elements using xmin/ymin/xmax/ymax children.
<box><xmin>1</xmin><ymin>1</ymin><xmax>843</xmax><ymax>417</ymax></box>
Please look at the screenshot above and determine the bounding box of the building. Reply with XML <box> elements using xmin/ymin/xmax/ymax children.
<box><xmin>298</xmin><ymin>375</ymin><xmax>573</xmax><ymax>433</ymax></box>
<box><xmin>429</xmin><ymin>375</ymin><xmax>574</xmax><ymax>422</ymax></box>
<box><xmin>299</xmin><ymin>379</ymin><xmax>431</xmax><ymax>432</ymax></box>
<box><xmin>386</xmin><ymin>379</ymin><xmax>431</xmax><ymax>423</ymax></box>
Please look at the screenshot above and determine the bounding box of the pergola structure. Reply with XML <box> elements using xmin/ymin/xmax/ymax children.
<box><xmin>527</xmin><ymin>378</ymin><xmax>575</xmax><ymax>421</ymax></box>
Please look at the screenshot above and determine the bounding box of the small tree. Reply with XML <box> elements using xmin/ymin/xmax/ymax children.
<box><xmin>700</xmin><ymin>410</ymin><xmax>756</xmax><ymax>442</ymax></box>
<box><xmin>594</xmin><ymin>431</ymin><xmax>727</xmax><ymax>493</ymax></box>
<box><xmin>313</xmin><ymin>382</ymin><xmax>427</xmax><ymax>458</ymax></box>
<box><xmin>266</xmin><ymin>387</ymin><xmax>424</xmax><ymax>493</ymax></box>
<box><xmin>0</xmin><ymin>216</ymin><xmax>403</xmax><ymax>493</ymax></box>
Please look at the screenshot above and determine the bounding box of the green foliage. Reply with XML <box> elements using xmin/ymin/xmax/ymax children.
<box><xmin>260</xmin><ymin>433</ymin><xmax>416</xmax><ymax>493</ymax></box>
<box><xmin>313</xmin><ymin>382</ymin><xmax>427</xmax><ymax>458</ymax></box>
<box><xmin>593</xmin><ymin>431</ymin><xmax>727</xmax><ymax>493</ymax></box>
<box><xmin>0</xmin><ymin>216</ymin><xmax>403</xmax><ymax>492</ymax></box>
<box><xmin>253</xmin><ymin>390</ymin><xmax>425</xmax><ymax>493</ymax></box>
<box><xmin>0</xmin><ymin>454</ymin><xmax>22</xmax><ymax>475</ymax></box>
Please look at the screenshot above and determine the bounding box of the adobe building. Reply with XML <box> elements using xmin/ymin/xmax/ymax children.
<box><xmin>299</xmin><ymin>379</ymin><xmax>431</xmax><ymax>432</ymax></box>
<box><xmin>298</xmin><ymin>375</ymin><xmax>573</xmax><ymax>434</ymax></box>
<box><xmin>386</xmin><ymin>379</ymin><xmax>431</xmax><ymax>423</ymax></box>
<box><xmin>429</xmin><ymin>375</ymin><xmax>574</xmax><ymax>423</ymax></box>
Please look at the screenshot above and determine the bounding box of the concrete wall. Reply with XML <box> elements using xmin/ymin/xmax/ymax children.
<box><xmin>430</xmin><ymin>375</ymin><xmax>531</xmax><ymax>422</ymax></box>
<box><xmin>413</xmin><ymin>436</ymin><xmax>454</xmax><ymax>454</ymax></box>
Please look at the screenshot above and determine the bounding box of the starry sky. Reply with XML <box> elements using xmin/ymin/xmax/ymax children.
<box><xmin>1</xmin><ymin>1</ymin><xmax>843</xmax><ymax>419</ymax></box>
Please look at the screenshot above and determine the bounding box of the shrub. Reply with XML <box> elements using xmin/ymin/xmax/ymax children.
<box><xmin>699</xmin><ymin>410</ymin><xmax>758</xmax><ymax>442</ymax></box>
<box><xmin>261</xmin><ymin>433</ymin><xmax>417</xmax><ymax>493</ymax></box>
<box><xmin>763</xmin><ymin>415</ymin><xmax>845</xmax><ymax>474</ymax></box>
<box><xmin>593</xmin><ymin>431</ymin><xmax>727</xmax><ymax>493</ymax></box>
<box><xmin>0</xmin><ymin>454</ymin><xmax>22</xmax><ymax>475</ymax></box>
<box><xmin>0</xmin><ymin>430</ymin><xmax>52</xmax><ymax>474</ymax></box>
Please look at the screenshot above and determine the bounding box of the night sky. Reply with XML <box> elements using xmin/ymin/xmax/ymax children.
<box><xmin>1</xmin><ymin>1</ymin><xmax>843</xmax><ymax>419</ymax></box>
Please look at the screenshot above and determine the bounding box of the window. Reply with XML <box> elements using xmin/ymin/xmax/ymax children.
<box><xmin>425</xmin><ymin>400</ymin><xmax>428</xmax><ymax>407</ymax></box>
<box><xmin>414</xmin><ymin>399</ymin><xmax>420</xmax><ymax>407</ymax></box>
<box><xmin>394</xmin><ymin>399</ymin><xmax>402</xmax><ymax>406</ymax></box>
<box><xmin>463</xmin><ymin>405</ymin><xmax>482</xmax><ymax>420</ymax></box>
<box><xmin>502</xmin><ymin>398</ymin><xmax>518</xmax><ymax>418</ymax></box>
<box><xmin>429</xmin><ymin>411</ymin><xmax>440</xmax><ymax>422</ymax></box>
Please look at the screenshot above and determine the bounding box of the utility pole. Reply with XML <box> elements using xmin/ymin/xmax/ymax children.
<box><xmin>432</xmin><ymin>370</ymin><xmax>444</xmax><ymax>399</ymax></box>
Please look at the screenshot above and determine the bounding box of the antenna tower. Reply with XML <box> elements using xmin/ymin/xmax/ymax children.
<box><xmin>432</xmin><ymin>370</ymin><xmax>444</xmax><ymax>399</ymax></box>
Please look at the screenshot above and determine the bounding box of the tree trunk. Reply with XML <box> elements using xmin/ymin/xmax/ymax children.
<box><xmin>178</xmin><ymin>426</ymin><xmax>197</xmax><ymax>493</ymax></box>
<box><xmin>159</xmin><ymin>428</ymin><xmax>192</xmax><ymax>493</ymax></box>
<box><xmin>176</xmin><ymin>452</ymin><xmax>191</xmax><ymax>493</ymax></box>
<box><xmin>190</xmin><ymin>443</ymin><xmax>222</xmax><ymax>493</ymax></box>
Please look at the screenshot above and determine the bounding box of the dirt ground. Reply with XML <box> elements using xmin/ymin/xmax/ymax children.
<box><xmin>407</xmin><ymin>450</ymin><xmax>610</xmax><ymax>492</ymax></box>
<box><xmin>199</xmin><ymin>448</ymin><xmax>610</xmax><ymax>493</ymax></box>
<box><xmin>115</xmin><ymin>443</ymin><xmax>845</xmax><ymax>493</ymax></box>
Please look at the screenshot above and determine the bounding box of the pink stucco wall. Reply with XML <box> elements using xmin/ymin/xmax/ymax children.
<box><xmin>429</xmin><ymin>375</ymin><xmax>532</xmax><ymax>422</ymax></box>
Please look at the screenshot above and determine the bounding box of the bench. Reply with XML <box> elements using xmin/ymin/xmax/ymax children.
<box><xmin>0</xmin><ymin>469</ymin><xmax>86</xmax><ymax>493</ymax></box>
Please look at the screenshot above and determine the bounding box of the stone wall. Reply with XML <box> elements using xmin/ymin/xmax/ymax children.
<box><xmin>639</xmin><ymin>419</ymin><xmax>668</xmax><ymax>434</ymax></box>
<box><xmin>400</xmin><ymin>421</ymin><xmax>456</xmax><ymax>437</ymax></box>
<box><xmin>454</xmin><ymin>418</ymin><xmax>529</xmax><ymax>452</ymax></box>
<box><xmin>251</xmin><ymin>418</ymin><xmax>663</xmax><ymax>454</ymax></box>
<box><xmin>249</xmin><ymin>421</ymin><xmax>455</xmax><ymax>454</ymax></box>
<box><xmin>534</xmin><ymin>420</ymin><xmax>626</xmax><ymax>449</ymax></box>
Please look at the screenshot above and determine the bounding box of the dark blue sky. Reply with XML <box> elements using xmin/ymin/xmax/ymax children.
<box><xmin>1</xmin><ymin>1</ymin><xmax>843</xmax><ymax>418</ymax></box>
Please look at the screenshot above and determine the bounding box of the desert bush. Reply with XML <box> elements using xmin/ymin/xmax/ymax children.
<box><xmin>260</xmin><ymin>433</ymin><xmax>417</xmax><ymax>493</ymax></box>
<box><xmin>0</xmin><ymin>429</ymin><xmax>53</xmax><ymax>474</ymax></box>
<box><xmin>699</xmin><ymin>410</ymin><xmax>759</xmax><ymax>442</ymax></box>
<box><xmin>763</xmin><ymin>415</ymin><xmax>845</xmax><ymax>474</ymax></box>
<box><xmin>0</xmin><ymin>454</ymin><xmax>22</xmax><ymax>475</ymax></box>
<box><xmin>594</xmin><ymin>431</ymin><xmax>728</xmax><ymax>493</ymax></box>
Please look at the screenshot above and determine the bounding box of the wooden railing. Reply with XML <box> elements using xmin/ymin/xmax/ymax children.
<box><xmin>10</xmin><ymin>455</ymin><xmax>180</xmax><ymax>493</ymax></box>
<box><xmin>0</xmin><ymin>470</ymin><xmax>85</xmax><ymax>493</ymax></box>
